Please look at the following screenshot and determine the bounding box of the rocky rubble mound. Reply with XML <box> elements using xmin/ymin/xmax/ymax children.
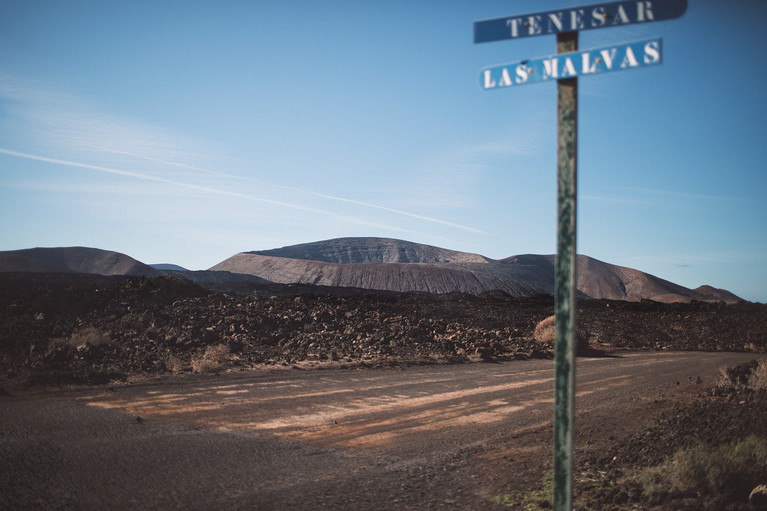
<box><xmin>577</xmin><ymin>298</ymin><xmax>766</xmax><ymax>353</ymax></box>
<box><xmin>0</xmin><ymin>273</ymin><xmax>765</xmax><ymax>386</ymax></box>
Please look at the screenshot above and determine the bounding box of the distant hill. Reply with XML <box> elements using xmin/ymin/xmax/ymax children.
<box><xmin>0</xmin><ymin>239</ymin><xmax>743</xmax><ymax>303</ymax></box>
<box><xmin>692</xmin><ymin>285</ymin><xmax>742</xmax><ymax>303</ymax></box>
<box><xmin>249</xmin><ymin>237</ymin><xmax>489</xmax><ymax>264</ymax></box>
<box><xmin>150</xmin><ymin>263</ymin><xmax>189</xmax><ymax>272</ymax></box>
<box><xmin>210</xmin><ymin>252</ymin><xmax>542</xmax><ymax>296</ymax></box>
<box><xmin>0</xmin><ymin>247</ymin><xmax>160</xmax><ymax>277</ymax></box>
<box><xmin>651</xmin><ymin>285</ymin><xmax>743</xmax><ymax>304</ymax></box>
<box><xmin>212</xmin><ymin>237</ymin><xmax>743</xmax><ymax>303</ymax></box>
<box><xmin>562</xmin><ymin>255</ymin><xmax>738</xmax><ymax>303</ymax></box>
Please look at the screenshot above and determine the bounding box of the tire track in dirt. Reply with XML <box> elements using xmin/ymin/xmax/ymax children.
<box><xmin>79</xmin><ymin>352</ymin><xmax>752</xmax><ymax>454</ymax></box>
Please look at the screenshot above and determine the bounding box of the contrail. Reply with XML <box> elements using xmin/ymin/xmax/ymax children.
<box><xmin>306</xmin><ymin>191</ymin><xmax>487</xmax><ymax>234</ymax></box>
<box><xmin>80</xmin><ymin>145</ymin><xmax>487</xmax><ymax>235</ymax></box>
<box><xmin>0</xmin><ymin>147</ymin><xmax>318</xmax><ymax>212</ymax></box>
<box><xmin>0</xmin><ymin>147</ymin><xmax>412</xmax><ymax>233</ymax></box>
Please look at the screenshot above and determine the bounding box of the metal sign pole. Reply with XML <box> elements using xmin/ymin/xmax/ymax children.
<box><xmin>474</xmin><ymin>4</ymin><xmax>685</xmax><ymax>508</ymax></box>
<box><xmin>554</xmin><ymin>30</ymin><xmax>578</xmax><ymax>511</ymax></box>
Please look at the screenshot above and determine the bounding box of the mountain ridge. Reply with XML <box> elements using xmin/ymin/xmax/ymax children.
<box><xmin>0</xmin><ymin>247</ymin><xmax>160</xmax><ymax>277</ymax></box>
<box><xmin>216</xmin><ymin>237</ymin><xmax>742</xmax><ymax>303</ymax></box>
<box><xmin>0</xmin><ymin>239</ymin><xmax>744</xmax><ymax>303</ymax></box>
<box><xmin>248</xmin><ymin>237</ymin><xmax>489</xmax><ymax>264</ymax></box>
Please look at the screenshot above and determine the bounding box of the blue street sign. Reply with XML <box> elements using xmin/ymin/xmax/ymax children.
<box><xmin>474</xmin><ymin>0</ymin><xmax>686</xmax><ymax>43</ymax></box>
<box><xmin>479</xmin><ymin>37</ymin><xmax>661</xmax><ymax>90</ymax></box>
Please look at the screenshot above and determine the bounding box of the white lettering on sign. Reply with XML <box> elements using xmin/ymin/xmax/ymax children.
<box><xmin>562</xmin><ymin>57</ymin><xmax>577</xmax><ymax>77</ymax></box>
<box><xmin>571</xmin><ymin>9</ymin><xmax>586</xmax><ymax>30</ymax></box>
<box><xmin>500</xmin><ymin>1</ymin><xmax>660</xmax><ymax>38</ymax></box>
<box><xmin>475</xmin><ymin>0</ymin><xmax>686</xmax><ymax>43</ymax></box>
<box><xmin>620</xmin><ymin>46</ymin><xmax>639</xmax><ymax>67</ymax></box>
<box><xmin>506</xmin><ymin>18</ymin><xmax>522</xmax><ymax>37</ymax></box>
<box><xmin>614</xmin><ymin>5</ymin><xmax>630</xmax><ymax>24</ymax></box>
<box><xmin>600</xmin><ymin>48</ymin><xmax>617</xmax><ymax>69</ymax></box>
<box><xmin>581</xmin><ymin>53</ymin><xmax>599</xmax><ymax>74</ymax></box>
<box><xmin>516</xmin><ymin>65</ymin><xmax>531</xmax><ymax>83</ymax></box>
<box><xmin>591</xmin><ymin>7</ymin><xmax>608</xmax><ymax>27</ymax></box>
<box><xmin>637</xmin><ymin>1</ymin><xmax>655</xmax><ymax>21</ymax></box>
<box><xmin>643</xmin><ymin>40</ymin><xmax>660</xmax><ymax>63</ymax></box>
<box><xmin>483</xmin><ymin>70</ymin><xmax>496</xmax><ymax>89</ymax></box>
<box><xmin>479</xmin><ymin>37</ymin><xmax>662</xmax><ymax>90</ymax></box>
<box><xmin>548</xmin><ymin>12</ymin><xmax>564</xmax><ymax>32</ymax></box>
<box><xmin>543</xmin><ymin>58</ymin><xmax>559</xmax><ymax>80</ymax></box>
<box><xmin>527</xmin><ymin>15</ymin><xmax>543</xmax><ymax>35</ymax></box>
<box><xmin>501</xmin><ymin>68</ymin><xmax>513</xmax><ymax>86</ymax></box>
<box><xmin>483</xmin><ymin>64</ymin><xmax>533</xmax><ymax>88</ymax></box>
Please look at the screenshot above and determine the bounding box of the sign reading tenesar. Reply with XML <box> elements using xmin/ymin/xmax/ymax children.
<box><xmin>474</xmin><ymin>0</ymin><xmax>687</xmax><ymax>43</ymax></box>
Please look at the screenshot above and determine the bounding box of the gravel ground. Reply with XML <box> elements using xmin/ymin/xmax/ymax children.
<box><xmin>1</xmin><ymin>273</ymin><xmax>764</xmax><ymax>387</ymax></box>
<box><xmin>1</xmin><ymin>272</ymin><xmax>766</xmax><ymax>509</ymax></box>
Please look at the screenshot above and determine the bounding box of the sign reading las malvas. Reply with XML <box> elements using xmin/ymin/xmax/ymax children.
<box><xmin>474</xmin><ymin>0</ymin><xmax>687</xmax><ymax>43</ymax></box>
<box><xmin>480</xmin><ymin>37</ymin><xmax>661</xmax><ymax>89</ymax></box>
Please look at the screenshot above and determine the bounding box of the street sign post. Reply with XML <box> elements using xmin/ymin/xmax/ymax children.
<box><xmin>553</xmin><ymin>30</ymin><xmax>578</xmax><ymax>511</ymax></box>
<box><xmin>474</xmin><ymin>0</ymin><xmax>687</xmax><ymax>43</ymax></box>
<box><xmin>474</xmin><ymin>2</ymin><xmax>686</xmax><ymax>510</ymax></box>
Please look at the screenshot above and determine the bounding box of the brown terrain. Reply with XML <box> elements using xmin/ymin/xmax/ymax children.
<box><xmin>1</xmin><ymin>239</ymin><xmax>766</xmax><ymax>509</ymax></box>
<box><xmin>0</xmin><ymin>246</ymin><xmax>162</xmax><ymax>277</ymax></box>
<box><xmin>210</xmin><ymin>238</ymin><xmax>742</xmax><ymax>303</ymax></box>
<box><xmin>2</xmin><ymin>352</ymin><xmax>765</xmax><ymax>510</ymax></box>
<box><xmin>1</xmin><ymin>238</ymin><xmax>743</xmax><ymax>303</ymax></box>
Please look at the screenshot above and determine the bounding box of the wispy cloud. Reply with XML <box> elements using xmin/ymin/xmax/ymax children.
<box><xmin>0</xmin><ymin>76</ymin><xmax>196</xmax><ymax>159</ymax></box>
<box><xmin>304</xmin><ymin>190</ymin><xmax>487</xmax><ymax>234</ymax></box>
<box><xmin>387</xmin><ymin>118</ymin><xmax>553</xmax><ymax>214</ymax></box>
<box><xmin>627</xmin><ymin>249</ymin><xmax>766</xmax><ymax>268</ymax></box>
<box><xmin>471</xmin><ymin>106</ymin><xmax>552</xmax><ymax>159</ymax></box>
<box><xmin>609</xmin><ymin>185</ymin><xmax>742</xmax><ymax>203</ymax></box>
<box><xmin>0</xmin><ymin>76</ymin><xmax>486</xmax><ymax>235</ymax></box>
<box><xmin>0</xmin><ymin>147</ymin><xmax>418</xmax><ymax>235</ymax></box>
<box><xmin>0</xmin><ymin>147</ymin><xmax>326</xmax><ymax>212</ymax></box>
<box><xmin>581</xmin><ymin>194</ymin><xmax>669</xmax><ymax>207</ymax></box>
<box><xmin>76</xmin><ymin>145</ymin><xmax>487</xmax><ymax>234</ymax></box>
<box><xmin>583</xmin><ymin>185</ymin><xmax>744</xmax><ymax>208</ymax></box>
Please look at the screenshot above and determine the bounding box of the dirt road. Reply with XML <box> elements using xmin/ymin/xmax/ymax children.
<box><xmin>0</xmin><ymin>352</ymin><xmax>756</xmax><ymax>510</ymax></box>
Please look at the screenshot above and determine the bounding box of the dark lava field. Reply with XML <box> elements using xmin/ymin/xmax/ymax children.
<box><xmin>1</xmin><ymin>272</ymin><xmax>765</xmax><ymax>387</ymax></box>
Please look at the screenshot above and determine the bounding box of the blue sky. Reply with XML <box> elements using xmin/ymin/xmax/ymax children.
<box><xmin>1</xmin><ymin>0</ymin><xmax>765</xmax><ymax>302</ymax></box>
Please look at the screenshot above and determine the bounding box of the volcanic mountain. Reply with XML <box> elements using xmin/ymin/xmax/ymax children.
<box><xmin>210</xmin><ymin>237</ymin><xmax>742</xmax><ymax>303</ymax></box>
<box><xmin>0</xmin><ymin>247</ymin><xmax>160</xmax><ymax>277</ymax></box>
<box><xmin>0</xmin><ymin>239</ymin><xmax>742</xmax><ymax>302</ymax></box>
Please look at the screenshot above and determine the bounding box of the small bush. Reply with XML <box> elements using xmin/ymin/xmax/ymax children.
<box><xmin>716</xmin><ymin>359</ymin><xmax>767</xmax><ymax>391</ymax></box>
<box><xmin>752</xmin><ymin>359</ymin><xmax>767</xmax><ymax>390</ymax></box>
<box><xmin>49</xmin><ymin>326</ymin><xmax>111</xmax><ymax>350</ymax></box>
<box><xmin>491</xmin><ymin>472</ymin><xmax>554</xmax><ymax>509</ymax></box>
<box><xmin>633</xmin><ymin>435</ymin><xmax>767</xmax><ymax>510</ymax></box>
<box><xmin>533</xmin><ymin>315</ymin><xmax>589</xmax><ymax>353</ymax></box>
<box><xmin>191</xmin><ymin>344</ymin><xmax>230</xmax><ymax>373</ymax></box>
<box><xmin>534</xmin><ymin>315</ymin><xmax>556</xmax><ymax>346</ymax></box>
<box><xmin>675</xmin><ymin>436</ymin><xmax>767</xmax><ymax>499</ymax></box>
<box><xmin>165</xmin><ymin>354</ymin><xmax>184</xmax><ymax>374</ymax></box>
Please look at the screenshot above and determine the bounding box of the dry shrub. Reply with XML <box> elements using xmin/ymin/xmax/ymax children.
<box><xmin>752</xmin><ymin>359</ymin><xmax>767</xmax><ymax>391</ymax></box>
<box><xmin>533</xmin><ymin>315</ymin><xmax>589</xmax><ymax>353</ymax></box>
<box><xmin>634</xmin><ymin>435</ymin><xmax>767</xmax><ymax>510</ymax></box>
<box><xmin>716</xmin><ymin>359</ymin><xmax>767</xmax><ymax>391</ymax></box>
<box><xmin>534</xmin><ymin>315</ymin><xmax>556</xmax><ymax>345</ymax></box>
<box><xmin>191</xmin><ymin>344</ymin><xmax>230</xmax><ymax>373</ymax></box>
<box><xmin>165</xmin><ymin>354</ymin><xmax>184</xmax><ymax>374</ymax></box>
<box><xmin>49</xmin><ymin>326</ymin><xmax>111</xmax><ymax>350</ymax></box>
